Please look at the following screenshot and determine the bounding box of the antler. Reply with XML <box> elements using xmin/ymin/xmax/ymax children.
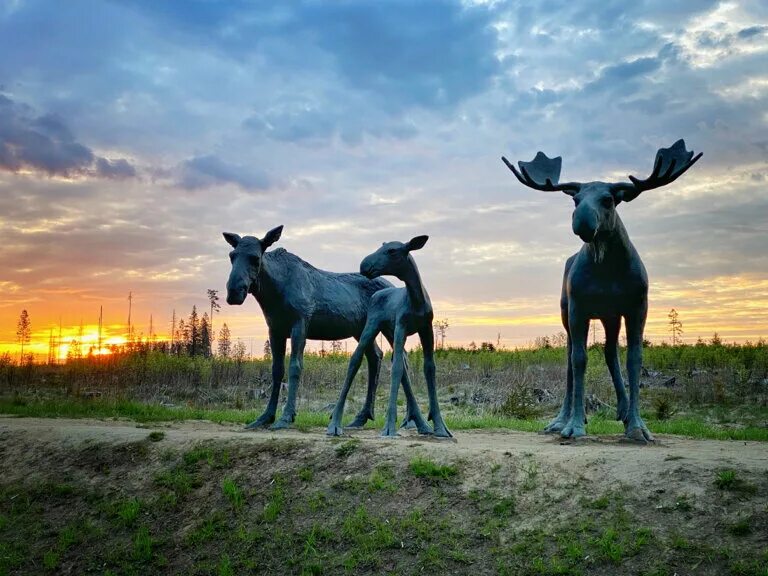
<box><xmin>501</xmin><ymin>152</ymin><xmax>581</xmax><ymax>195</ymax></box>
<box><xmin>611</xmin><ymin>139</ymin><xmax>702</xmax><ymax>202</ymax></box>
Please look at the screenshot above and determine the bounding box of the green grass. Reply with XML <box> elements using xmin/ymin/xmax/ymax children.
<box><xmin>2</xmin><ymin>396</ymin><xmax>768</xmax><ymax>441</ymax></box>
<box><xmin>221</xmin><ymin>478</ymin><xmax>244</xmax><ymax>511</ymax></box>
<box><xmin>409</xmin><ymin>457</ymin><xmax>459</xmax><ymax>481</ymax></box>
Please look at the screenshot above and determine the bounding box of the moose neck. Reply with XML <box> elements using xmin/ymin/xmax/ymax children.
<box><xmin>250</xmin><ymin>252</ymin><xmax>279</xmax><ymax>304</ymax></box>
<box><xmin>587</xmin><ymin>213</ymin><xmax>634</xmax><ymax>266</ymax></box>
<box><xmin>399</xmin><ymin>255</ymin><xmax>431</xmax><ymax>314</ymax></box>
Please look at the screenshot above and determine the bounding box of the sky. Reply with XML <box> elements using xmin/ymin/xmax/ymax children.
<box><xmin>1</xmin><ymin>0</ymin><xmax>767</xmax><ymax>358</ymax></box>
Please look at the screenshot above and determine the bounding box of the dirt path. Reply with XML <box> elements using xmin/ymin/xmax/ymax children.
<box><xmin>2</xmin><ymin>416</ymin><xmax>766</xmax><ymax>492</ymax></box>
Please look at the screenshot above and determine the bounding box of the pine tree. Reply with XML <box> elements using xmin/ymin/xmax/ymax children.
<box><xmin>263</xmin><ymin>339</ymin><xmax>272</xmax><ymax>360</ymax></box>
<box><xmin>175</xmin><ymin>319</ymin><xmax>186</xmax><ymax>355</ymax></box>
<box><xmin>16</xmin><ymin>309</ymin><xmax>31</xmax><ymax>361</ymax></box>
<box><xmin>668</xmin><ymin>308</ymin><xmax>683</xmax><ymax>346</ymax></box>
<box><xmin>187</xmin><ymin>306</ymin><xmax>200</xmax><ymax>356</ymax></box>
<box><xmin>217</xmin><ymin>323</ymin><xmax>231</xmax><ymax>358</ymax></box>
<box><xmin>200</xmin><ymin>312</ymin><xmax>212</xmax><ymax>357</ymax></box>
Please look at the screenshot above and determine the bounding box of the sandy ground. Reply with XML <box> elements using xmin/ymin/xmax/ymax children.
<box><xmin>2</xmin><ymin>416</ymin><xmax>766</xmax><ymax>495</ymax></box>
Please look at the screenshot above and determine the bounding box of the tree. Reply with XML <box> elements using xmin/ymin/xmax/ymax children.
<box><xmin>434</xmin><ymin>318</ymin><xmax>449</xmax><ymax>349</ymax></box>
<box><xmin>207</xmin><ymin>289</ymin><xmax>220</xmax><ymax>338</ymax></box>
<box><xmin>233</xmin><ymin>339</ymin><xmax>248</xmax><ymax>362</ymax></box>
<box><xmin>668</xmin><ymin>308</ymin><xmax>683</xmax><ymax>346</ymax></box>
<box><xmin>16</xmin><ymin>309</ymin><xmax>31</xmax><ymax>361</ymax></box>
<box><xmin>217</xmin><ymin>323</ymin><xmax>231</xmax><ymax>357</ymax></box>
<box><xmin>187</xmin><ymin>305</ymin><xmax>200</xmax><ymax>356</ymax></box>
<box><xmin>330</xmin><ymin>340</ymin><xmax>343</xmax><ymax>355</ymax></box>
<box><xmin>200</xmin><ymin>312</ymin><xmax>212</xmax><ymax>357</ymax></box>
<box><xmin>263</xmin><ymin>339</ymin><xmax>272</xmax><ymax>360</ymax></box>
<box><xmin>711</xmin><ymin>332</ymin><xmax>722</xmax><ymax>346</ymax></box>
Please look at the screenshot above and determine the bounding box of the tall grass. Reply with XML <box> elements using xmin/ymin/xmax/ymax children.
<box><xmin>1</xmin><ymin>340</ymin><xmax>766</xmax><ymax>440</ymax></box>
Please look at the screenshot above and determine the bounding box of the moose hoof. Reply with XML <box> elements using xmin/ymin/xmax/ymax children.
<box><xmin>399</xmin><ymin>418</ymin><xmax>418</xmax><ymax>430</ymax></box>
<box><xmin>561</xmin><ymin>421</ymin><xmax>586</xmax><ymax>439</ymax></box>
<box><xmin>346</xmin><ymin>413</ymin><xmax>372</xmax><ymax>429</ymax></box>
<box><xmin>625</xmin><ymin>424</ymin><xmax>654</xmax><ymax>444</ymax></box>
<box><xmin>270</xmin><ymin>418</ymin><xmax>293</xmax><ymax>431</ymax></box>
<box><xmin>380</xmin><ymin>424</ymin><xmax>400</xmax><ymax>438</ymax></box>
<box><xmin>432</xmin><ymin>423</ymin><xmax>453</xmax><ymax>439</ymax></box>
<box><xmin>245</xmin><ymin>414</ymin><xmax>275</xmax><ymax>429</ymax></box>
<box><xmin>543</xmin><ymin>418</ymin><xmax>567</xmax><ymax>434</ymax></box>
<box><xmin>326</xmin><ymin>424</ymin><xmax>345</xmax><ymax>437</ymax></box>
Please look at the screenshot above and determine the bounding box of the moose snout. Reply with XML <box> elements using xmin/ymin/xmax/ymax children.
<box><xmin>359</xmin><ymin>257</ymin><xmax>377</xmax><ymax>279</ymax></box>
<box><xmin>572</xmin><ymin>210</ymin><xmax>599</xmax><ymax>243</ymax></box>
<box><xmin>226</xmin><ymin>280</ymin><xmax>248</xmax><ymax>305</ymax></box>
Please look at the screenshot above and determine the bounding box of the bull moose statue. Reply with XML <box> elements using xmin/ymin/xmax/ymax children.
<box><xmin>502</xmin><ymin>139</ymin><xmax>702</xmax><ymax>442</ymax></box>
<box><xmin>224</xmin><ymin>225</ymin><xmax>423</xmax><ymax>430</ymax></box>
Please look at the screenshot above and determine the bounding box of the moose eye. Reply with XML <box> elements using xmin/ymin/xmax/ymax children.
<box><xmin>601</xmin><ymin>196</ymin><xmax>614</xmax><ymax>207</ymax></box>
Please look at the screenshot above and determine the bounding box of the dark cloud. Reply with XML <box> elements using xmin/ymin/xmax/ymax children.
<box><xmin>178</xmin><ymin>154</ymin><xmax>271</xmax><ymax>191</ymax></box>
<box><xmin>0</xmin><ymin>94</ymin><xmax>136</xmax><ymax>179</ymax></box>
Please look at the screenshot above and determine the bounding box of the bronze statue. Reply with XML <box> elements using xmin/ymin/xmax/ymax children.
<box><xmin>327</xmin><ymin>236</ymin><xmax>452</xmax><ymax>438</ymax></box>
<box><xmin>502</xmin><ymin>140</ymin><xmax>702</xmax><ymax>442</ymax></box>
<box><xmin>225</xmin><ymin>226</ymin><xmax>413</xmax><ymax>430</ymax></box>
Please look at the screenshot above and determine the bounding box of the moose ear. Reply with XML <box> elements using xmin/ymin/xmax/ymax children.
<box><xmin>223</xmin><ymin>232</ymin><xmax>241</xmax><ymax>248</ymax></box>
<box><xmin>262</xmin><ymin>225</ymin><xmax>284</xmax><ymax>249</ymax></box>
<box><xmin>406</xmin><ymin>235</ymin><xmax>429</xmax><ymax>251</ymax></box>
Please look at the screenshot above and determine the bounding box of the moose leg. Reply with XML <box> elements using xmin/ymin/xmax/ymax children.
<box><xmin>601</xmin><ymin>316</ymin><xmax>629</xmax><ymax>423</ymax></box>
<box><xmin>624</xmin><ymin>307</ymin><xmax>654</xmax><ymax>443</ymax></box>
<box><xmin>381</xmin><ymin>325</ymin><xmax>407</xmax><ymax>437</ymax></box>
<box><xmin>327</xmin><ymin>334</ymin><xmax>374</xmax><ymax>436</ymax></box>
<box><xmin>346</xmin><ymin>341</ymin><xmax>383</xmax><ymax>428</ymax></box>
<box><xmin>272</xmin><ymin>321</ymin><xmax>306</xmax><ymax>430</ymax></box>
<box><xmin>381</xmin><ymin>331</ymin><xmax>432</xmax><ymax>434</ymax></box>
<box><xmin>419</xmin><ymin>327</ymin><xmax>452</xmax><ymax>438</ymax></box>
<box><xmin>246</xmin><ymin>333</ymin><xmax>286</xmax><ymax>429</ymax></box>
<box><xmin>561</xmin><ymin>309</ymin><xmax>589</xmax><ymax>439</ymax></box>
<box><xmin>544</xmin><ymin>307</ymin><xmax>573</xmax><ymax>433</ymax></box>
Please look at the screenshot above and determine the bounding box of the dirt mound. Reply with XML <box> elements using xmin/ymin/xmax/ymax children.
<box><xmin>1</xmin><ymin>416</ymin><xmax>766</xmax><ymax>575</ymax></box>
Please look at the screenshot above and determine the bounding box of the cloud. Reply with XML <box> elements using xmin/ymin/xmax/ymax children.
<box><xmin>178</xmin><ymin>154</ymin><xmax>271</xmax><ymax>191</ymax></box>
<box><xmin>0</xmin><ymin>94</ymin><xmax>136</xmax><ymax>179</ymax></box>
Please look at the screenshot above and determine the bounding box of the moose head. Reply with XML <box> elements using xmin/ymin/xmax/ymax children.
<box><xmin>359</xmin><ymin>235</ymin><xmax>429</xmax><ymax>281</ymax></box>
<box><xmin>502</xmin><ymin>140</ymin><xmax>702</xmax><ymax>243</ymax></box>
<box><xmin>223</xmin><ymin>225</ymin><xmax>283</xmax><ymax>305</ymax></box>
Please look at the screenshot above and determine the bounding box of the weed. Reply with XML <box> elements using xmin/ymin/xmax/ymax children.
<box><xmin>133</xmin><ymin>525</ymin><xmax>153</xmax><ymax>563</ymax></box>
<box><xmin>520</xmin><ymin>459</ymin><xmax>539</xmax><ymax>491</ymax></box>
<box><xmin>409</xmin><ymin>457</ymin><xmax>458</xmax><ymax>482</ymax></box>
<box><xmin>594</xmin><ymin>528</ymin><xmax>624</xmax><ymax>564</ymax></box>
<box><xmin>298</xmin><ymin>467</ymin><xmax>313</xmax><ymax>482</ymax></box>
<box><xmin>154</xmin><ymin>468</ymin><xmax>195</xmax><ymax>497</ymax></box>
<box><xmin>221</xmin><ymin>477</ymin><xmax>244</xmax><ymax>511</ymax></box>
<box><xmin>492</xmin><ymin>496</ymin><xmax>516</xmax><ymax>518</ymax></box>
<box><xmin>715</xmin><ymin>470</ymin><xmax>757</xmax><ymax>494</ymax></box>
<box><xmin>334</xmin><ymin>438</ymin><xmax>360</xmax><ymax>458</ymax></box>
<box><xmin>117</xmin><ymin>498</ymin><xmax>141</xmax><ymax>525</ymax></box>
<box><xmin>263</xmin><ymin>475</ymin><xmax>286</xmax><ymax>522</ymax></box>
<box><xmin>728</xmin><ymin>517</ymin><xmax>752</xmax><ymax>536</ymax></box>
<box><xmin>186</xmin><ymin>513</ymin><xmax>225</xmax><ymax>545</ymax></box>
<box><xmin>42</xmin><ymin>550</ymin><xmax>58</xmax><ymax>570</ymax></box>
<box><xmin>147</xmin><ymin>430</ymin><xmax>165</xmax><ymax>442</ymax></box>
<box><xmin>219</xmin><ymin>554</ymin><xmax>234</xmax><ymax>576</ymax></box>
<box><xmin>368</xmin><ymin>465</ymin><xmax>397</xmax><ymax>493</ymax></box>
<box><xmin>716</xmin><ymin>470</ymin><xmax>738</xmax><ymax>489</ymax></box>
<box><xmin>584</xmin><ymin>494</ymin><xmax>611</xmax><ymax>510</ymax></box>
<box><xmin>183</xmin><ymin>445</ymin><xmax>214</xmax><ymax>466</ymax></box>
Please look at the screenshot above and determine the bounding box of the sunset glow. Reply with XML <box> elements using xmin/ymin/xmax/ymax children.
<box><xmin>1</xmin><ymin>2</ymin><xmax>766</xmax><ymax>359</ymax></box>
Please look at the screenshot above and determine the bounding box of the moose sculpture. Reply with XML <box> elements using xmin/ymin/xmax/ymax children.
<box><xmin>327</xmin><ymin>236</ymin><xmax>452</xmax><ymax>438</ymax></box>
<box><xmin>224</xmin><ymin>225</ymin><xmax>422</xmax><ymax>430</ymax></box>
<box><xmin>502</xmin><ymin>140</ymin><xmax>702</xmax><ymax>442</ymax></box>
